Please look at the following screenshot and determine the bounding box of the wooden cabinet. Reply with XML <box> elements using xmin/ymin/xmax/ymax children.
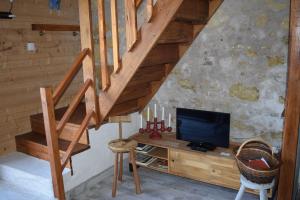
<box><xmin>131</xmin><ymin>132</ymin><xmax>272</xmax><ymax>197</ymax></box>
<box><xmin>169</xmin><ymin>148</ymin><xmax>240</xmax><ymax>189</ymax></box>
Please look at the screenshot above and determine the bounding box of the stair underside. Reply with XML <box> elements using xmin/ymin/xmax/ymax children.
<box><xmin>105</xmin><ymin>0</ymin><xmax>222</xmax><ymax>117</ymax></box>
<box><xmin>107</xmin><ymin>1</ymin><xmax>209</xmax><ymax>116</ymax></box>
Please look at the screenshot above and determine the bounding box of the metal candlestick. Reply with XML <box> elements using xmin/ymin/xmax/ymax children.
<box><xmin>139</xmin><ymin>118</ymin><xmax>172</xmax><ymax>139</ymax></box>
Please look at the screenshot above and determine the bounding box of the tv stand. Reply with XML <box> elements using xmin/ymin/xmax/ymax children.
<box><xmin>130</xmin><ymin>132</ymin><xmax>273</xmax><ymax>197</ymax></box>
<box><xmin>187</xmin><ymin>141</ymin><xmax>216</xmax><ymax>151</ymax></box>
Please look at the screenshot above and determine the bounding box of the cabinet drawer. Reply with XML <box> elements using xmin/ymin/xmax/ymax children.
<box><xmin>169</xmin><ymin>149</ymin><xmax>240</xmax><ymax>189</ymax></box>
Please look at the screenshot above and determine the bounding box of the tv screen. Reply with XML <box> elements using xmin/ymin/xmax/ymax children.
<box><xmin>176</xmin><ymin>108</ymin><xmax>230</xmax><ymax>148</ymax></box>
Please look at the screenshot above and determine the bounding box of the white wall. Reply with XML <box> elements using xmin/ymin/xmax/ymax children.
<box><xmin>64</xmin><ymin>112</ymin><xmax>140</xmax><ymax>190</ymax></box>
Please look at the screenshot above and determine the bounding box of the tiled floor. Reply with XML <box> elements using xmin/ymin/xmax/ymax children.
<box><xmin>69</xmin><ymin>164</ymin><xmax>258</xmax><ymax>200</ymax></box>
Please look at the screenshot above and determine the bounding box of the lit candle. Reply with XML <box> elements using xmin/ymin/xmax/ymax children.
<box><xmin>147</xmin><ymin>107</ymin><xmax>150</xmax><ymax>121</ymax></box>
<box><xmin>168</xmin><ymin>113</ymin><xmax>171</xmax><ymax>127</ymax></box>
<box><xmin>154</xmin><ymin>104</ymin><xmax>157</xmax><ymax>118</ymax></box>
<box><xmin>162</xmin><ymin>107</ymin><xmax>165</xmax><ymax>121</ymax></box>
<box><xmin>140</xmin><ymin>114</ymin><xmax>143</xmax><ymax>128</ymax></box>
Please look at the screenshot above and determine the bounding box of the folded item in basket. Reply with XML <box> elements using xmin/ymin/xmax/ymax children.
<box><xmin>247</xmin><ymin>157</ymin><xmax>270</xmax><ymax>170</ymax></box>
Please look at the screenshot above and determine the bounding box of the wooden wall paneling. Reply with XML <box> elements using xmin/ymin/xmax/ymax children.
<box><xmin>277</xmin><ymin>0</ymin><xmax>300</xmax><ymax>199</ymax></box>
<box><xmin>0</xmin><ymin>0</ymin><xmax>81</xmax><ymax>155</ymax></box>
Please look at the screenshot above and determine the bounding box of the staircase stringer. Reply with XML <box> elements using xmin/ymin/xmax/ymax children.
<box><xmin>98</xmin><ymin>0</ymin><xmax>185</xmax><ymax>121</ymax></box>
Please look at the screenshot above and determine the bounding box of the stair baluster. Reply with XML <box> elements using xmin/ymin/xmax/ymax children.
<box><xmin>125</xmin><ymin>0</ymin><xmax>138</xmax><ymax>51</ymax></box>
<box><xmin>98</xmin><ymin>0</ymin><xmax>110</xmax><ymax>91</ymax></box>
<box><xmin>146</xmin><ymin>0</ymin><xmax>153</xmax><ymax>22</ymax></box>
<box><xmin>111</xmin><ymin>0</ymin><xmax>121</xmax><ymax>73</ymax></box>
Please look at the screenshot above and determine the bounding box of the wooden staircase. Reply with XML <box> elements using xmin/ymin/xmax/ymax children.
<box><xmin>16</xmin><ymin>103</ymin><xmax>90</xmax><ymax>172</ymax></box>
<box><xmin>14</xmin><ymin>0</ymin><xmax>223</xmax><ymax>199</ymax></box>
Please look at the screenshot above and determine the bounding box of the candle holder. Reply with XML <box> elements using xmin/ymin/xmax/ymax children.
<box><xmin>139</xmin><ymin>118</ymin><xmax>172</xmax><ymax>139</ymax></box>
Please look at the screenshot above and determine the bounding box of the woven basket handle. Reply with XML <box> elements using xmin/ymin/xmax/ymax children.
<box><xmin>236</xmin><ymin>139</ymin><xmax>273</xmax><ymax>157</ymax></box>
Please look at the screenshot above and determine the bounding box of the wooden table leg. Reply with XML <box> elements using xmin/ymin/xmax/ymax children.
<box><xmin>112</xmin><ymin>153</ymin><xmax>119</xmax><ymax>197</ymax></box>
<box><xmin>130</xmin><ymin>149</ymin><xmax>141</xmax><ymax>194</ymax></box>
<box><xmin>118</xmin><ymin>153</ymin><xmax>123</xmax><ymax>181</ymax></box>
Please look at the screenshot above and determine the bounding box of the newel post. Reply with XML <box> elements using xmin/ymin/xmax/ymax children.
<box><xmin>40</xmin><ymin>87</ymin><xmax>65</xmax><ymax>200</ymax></box>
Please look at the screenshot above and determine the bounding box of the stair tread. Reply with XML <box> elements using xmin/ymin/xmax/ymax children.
<box><xmin>16</xmin><ymin>132</ymin><xmax>90</xmax><ymax>155</ymax></box>
<box><xmin>31</xmin><ymin>103</ymin><xmax>86</xmax><ymax>125</ymax></box>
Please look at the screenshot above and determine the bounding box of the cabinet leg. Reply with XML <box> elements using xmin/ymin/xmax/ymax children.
<box><xmin>235</xmin><ymin>184</ymin><xmax>245</xmax><ymax>200</ymax></box>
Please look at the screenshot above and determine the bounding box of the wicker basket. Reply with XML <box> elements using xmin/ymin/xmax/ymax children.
<box><xmin>235</xmin><ymin>139</ymin><xmax>280</xmax><ymax>184</ymax></box>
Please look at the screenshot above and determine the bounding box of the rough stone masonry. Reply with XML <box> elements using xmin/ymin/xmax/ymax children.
<box><xmin>150</xmin><ymin>0</ymin><xmax>289</xmax><ymax>147</ymax></box>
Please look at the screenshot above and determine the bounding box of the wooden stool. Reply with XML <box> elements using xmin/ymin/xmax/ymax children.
<box><xmin>108</xmin><ymin>116</ymin><xmax>141</xmax><ymax>197</ymax></box>
<box><xmin>235</xmin><ymin>175</ymin><xmax>274</xmax><ymax>200</ymax></box>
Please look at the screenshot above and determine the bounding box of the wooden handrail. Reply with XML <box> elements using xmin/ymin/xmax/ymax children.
<box><xmin>56</xmin><ymin>79</ymin><xmax>92</xmax><ymax>134</ymax></box>
<box><xmin>61</xmin><ymin>111</ymin><xmax>95</xmax><ymax>169</ymax></box>
<box><xmin>53</xmin><ymin>48</ymin><xmax>89</xmax><ymax>105</ymax></box>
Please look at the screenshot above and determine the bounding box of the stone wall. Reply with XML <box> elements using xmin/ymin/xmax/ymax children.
<box><xmin>151</xmin><ymin>0</ymin><xmax>289</xmax><ymax>147</ymax></box>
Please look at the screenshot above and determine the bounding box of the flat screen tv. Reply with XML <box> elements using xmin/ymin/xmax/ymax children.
<box><xmin>176</xmin><ymin>108</ymin><xmax>230</xmax><ymax>148</ymax></box>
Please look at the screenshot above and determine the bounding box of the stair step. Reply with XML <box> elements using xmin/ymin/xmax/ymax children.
<box><xmin>31</xmin><ymin>102</ymin><xmax>86</xmax><ymax>126</ymax></box>
<box><xmin>0</xmin><ymin>152</ymin><xmax>72</xmax><ymax>198</ymax></box>
<box><xmin>175</xmin><ymin>0</ymin><xmax>209</xmax><ymax>24</ymax></box>
<box><xmin>141</xmin><ymin>44</ymin><xmax>179</xmax><ymax>67</ymax></box>
<box><xmin>30</xmin><ymin>102</ymin><xmax>89</xmax><ymax>144</ymax></box>
<box><xmin>15</xmin><ymin>132</ymin><xmax>90</xmax><ymax>165</ymax></box>
<box><xmin>158</xmin><ymin>21</ymin><xmax>194</xmax><ymax>44</ymax></box>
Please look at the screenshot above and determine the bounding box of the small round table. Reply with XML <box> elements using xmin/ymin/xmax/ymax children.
<box><xmin>235</xmin><ymin>175</ymin><xmax>274</xmax><ymax>200</ymax></box>
<box><xmin>108</xmin><ymin>139</ymin><xmax>141</xmax><ymax>197</ymax></box>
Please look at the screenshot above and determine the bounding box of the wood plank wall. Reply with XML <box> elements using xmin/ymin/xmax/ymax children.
<box><xmin>0</xmin><ymin>0</ymin><xmax>82</xmax><ymax>155</ymax></box>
